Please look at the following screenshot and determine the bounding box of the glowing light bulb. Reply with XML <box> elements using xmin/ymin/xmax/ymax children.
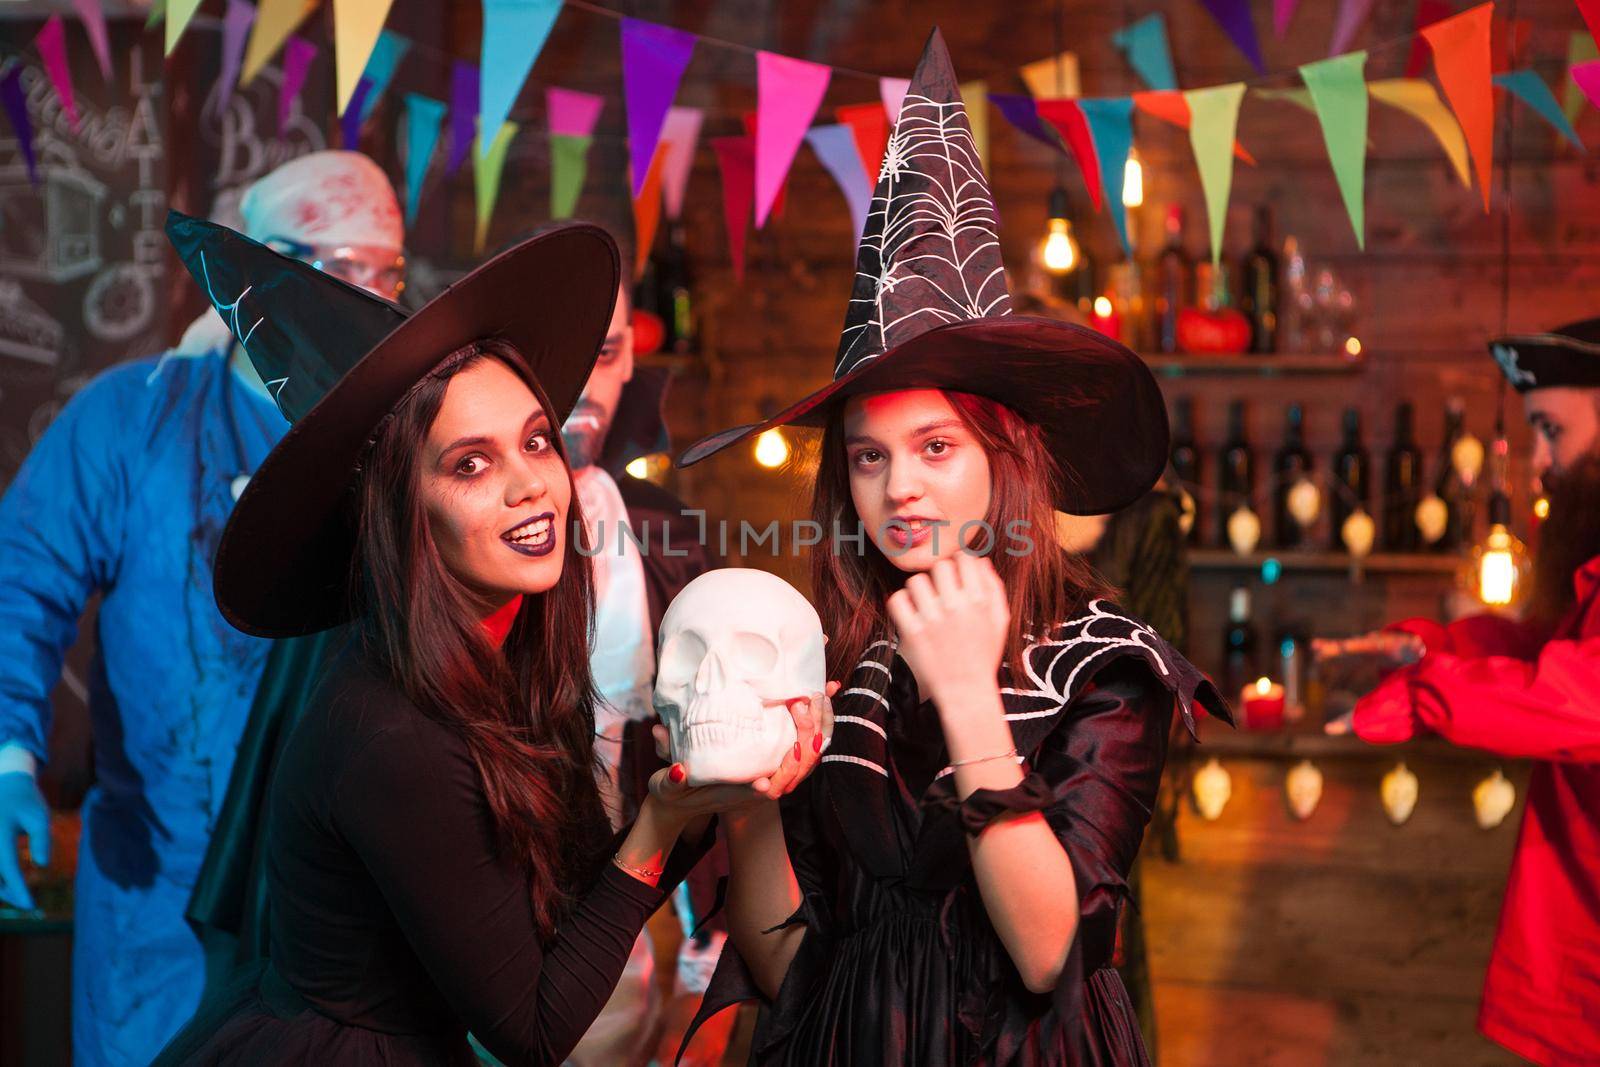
<box><xmin>1092</xmin><ymin>296</ymin><xmax>1113</xmax><ymax>317</ymax></box>
<box><xmin>1533</xmin><ymin>495</ymin><xmax>1550</xmax><ymax>520</ymax></box>
<box><xmin>1042</xmin><ymin>217</ymin><xmax>1078</xmax><ymax>273</ymax></box>
<box><xmin>1122</xmin><ymin>152</ymin><xmax>1144</xmax><ymax>208</ymax></box>
<box><xmin>1476</xmin><ymin>524</ymin><xmax>1520</xmax><ymax>605</ymax></box>
<box><xmin>1254</xmin><ymin>677</ymin><xmax>1272</xmax><ymax>697</ymax></box>
<box><xmin>625</xmin><ymin>456</ymin><xmax>651</xmax><ymax>479</ymax></box>
<box><xmin>754</xmin><ymin>429</ymin><xmax>790</xmax><ymax>469</ymax></box>
<box><xmin>1344</xmin><ymin>336</ymin><xmax>1362</xmax><ymax>357</ymax></box>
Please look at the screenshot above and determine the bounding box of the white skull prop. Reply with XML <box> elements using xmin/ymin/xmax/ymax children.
<box><xmin>654</xmin><ymin>569</ymin><xmax>826</xmax><ymax>785</ymax></box>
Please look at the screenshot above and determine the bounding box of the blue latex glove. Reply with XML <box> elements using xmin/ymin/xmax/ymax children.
<box><xmin>0</xmin><ymin>771</ymin><xmax>49</xmax><ymax>911</ymax></box>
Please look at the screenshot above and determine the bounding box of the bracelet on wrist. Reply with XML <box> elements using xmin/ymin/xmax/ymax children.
<box><xmin>611</xmin><ymin>853</ymin><xmax>662</xmax><ymax>883</ymax></box>
<box><xmin>947</xmin><ymin>747</ymin><xmax>1020</xmax><ymax>769</ymax></box>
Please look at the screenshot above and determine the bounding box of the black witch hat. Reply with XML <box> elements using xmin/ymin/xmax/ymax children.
<box><xmin>1490</xmin><ymin>317</ymin><xmax>1600</xmax><ymax>393</ymax></box>
<box><xmin>677</xmin><ymin>29</ymin><xmax>1168</xmax><ymax>516</ymax></box>
<box><xmin>165</xmin><ymin>210</ymin><xmax>619</xmax><ymax>638</ymax></box>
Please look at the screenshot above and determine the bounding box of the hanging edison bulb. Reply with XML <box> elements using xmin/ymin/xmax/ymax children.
<box><xmin>1122</xmin><ymin>148</ymin><xmax>1145</xmax><ymax>208</ymax></box>
<box><xmin>1452</xmin><ymin>432</ymin><xmax>1486</xmax><ymax>488</ymax></box>
<box><xmin>754</xmin><ymin>429</ymin><xmax>790</xmax><ymax>469</ymax></box>
<box><xmin>1040</xmin><ymin>185</ymin><xmax>1080</xmax><ymax>274</ymax></box>
<box><xmin>1415</xmin><ymin>493</ymin><xmax>1449</xmax><ymax>545</ymax></box>
<box><xmin>1227</xmin><ymin>505</ymin><xmax>1262</xmax><ymax>556</ymax></box>
<box><xmin>1470</xmin><ymin>493</ymin><xmax>1530</xmax><ymax>606</ymax></box>
<box><xmin>1287</xmin><ymin>477</ymin><xmax>1321</xmax><ymax>529</ymax></box>
<box><xmin>1341</xmin><ymin>507</ymin><xmax>1376</xmax><ymax>558</ymax></box>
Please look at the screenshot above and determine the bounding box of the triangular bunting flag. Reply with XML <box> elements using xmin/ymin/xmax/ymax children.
<box><xmin>278</xmin><ymin>36</ymin><xmax>316</xmax><ymax>136</ymax></box>
<box><xmin>1037</xmin><ymin>99</ymin><xmax>1104</xmax><ymax>210</ymax></box>
<box><xmin>621</xmin><ymin>18</ymin><xmax>696</xmax><ymax>197</ymax></box>
<box><xmin>990</xmin><ymin>92</ymin><xmax>1064</xmax><ymax>151</ymax></box>
<box><xmin>71</xmin><ymin>0</ymin><xmax>114</xmax><ymax>82</ymax></box>
<box><xmin>1200</xmin><ymin>0</ymin><xmax>1265</xmax><ymax>72</ymax></box>
<box><xmin>1422</xmin><ymin>3</ymin><xmax>1495</xmax><ymax>211</ymax></box>
<box><xmin>1405</xmin><ymin>0</ymin><xmax>1452</xmax><ymax>78</ymax></box>
<box><xmin>755</xmin><ymin>51</ymin><xmax>831</xmax><ymax>227</ymax></box>
<box><xmin>1300</xmin><ymin>51</ymin><xmax>1369</xmax><ymax>248</ymax></box>
<box><xmin>660</xmin><ymin>106</ymin><xmax>704</xmax><ymax>220</ymax></box>
<box><xmin>631</xmin><ymin>145</ymin><xmax>667</xmax><ymax>278</ymax></box>
<box><xmin>1274</xmin><ymin>0</ymin><xmax>1300</xmax><ymax>40</ymax></box>
<box><xmin>1495</xmin><ymin>69</ymin><xmax>1584</xmax><ymax>151</ymax></box>
<box><xmin>1579</xmin><ymin>0</ymin><xmax>1600</xmax><ymax>49</ymax></box>
<box><xmin>1572</xmin><ymin>59</ymin><xmax>1600</xmax><ymax>113</ymax></box>
<box><xmin>166</xmin><ymin>0</ymin><xmax>204</xmax><ymax>55</ymax></box>
<box><xmin>1078</xmin><ymin>97</ymin><xmax>1135</xmax><ymax>250</ymax></box>
<box><xmin>1135</xmin><ymin>89</ymin><xmax>1256</xmax><ymax>163</ymax></box>
<box><xmin>243</xmin><ymin>0</ymin><xmax>318</xmax><ymax>85</ymax></box>
<box><xmin>34</xmin><ymin>17</ymin><xmax>78</xmax><ymax>131</ymax></box>
<box><xmin>1020</xmin><ymin>51</ymin><xmax>1080</xmax><ymax>99</ymax></box>
<box><xmin>448</xmin><ymin>60</ymin><xmax>478</xmax><ymax>176</ymax></box>
<box><xmin>479</xmin><ymin>0</ymin><xmax>560</xmax><ymax>159</ymax></box>
<box><xmin>333</xmin><ymin>0</ymin><xmax>396</xmax><ymax>116</ymax></box>
<box><xmin>0</xmin><ymin>65</ymin><xmax>37</xmax><ymax>185</ymax></box>
<box><xmin>1111</xmin><ymin>14</ymin><xmax>1178</xmax><ymax>91</ymax></box>
<box><xmin>342</xmin><ymin>78</ymin><xmax>372</xmax><ymax>146</ymax></box>
<box><xmin>742</xmin><ymin>111</ymin><xmax>788</xmax><ymax>221</ymax></box>
<box><xmin>880</xmin><ymin>77</ymin><xmax>911</xmax><ymax>119</ymax></box>
<box><xmin>214</xmin><ymin>0</ymin><xmax>254</xmax><ymax>117</ymax></box>
<box><xmin>547</xmin><ymin>86</ymin><xmax>604</xmax><ymax>137</ymax></box>
<box><xmin>1185</xmin><ymin>81</ymin><xmax>1247</xmax><ymax>262</ymax></box>
<box><xmin>1565</xmin><ymin>32</ymin><xmax>1600</xmax><ymax>125</ymax></box>
<box><xmin>961</xmin><ymin>80</ymin><xmax>990</xmax><ymax>166</ymax></box>
<box><xmin>474</xmin><ymin>120</ymin><xmax>518</xmax><ymax>253</ymax></box>
<box><xmin>712</xmin><ymin>136</ymin><xmax>755</xmax><ymax>281</ymax></box>
<box><xmin>1329</xmin><ymin>0</ymin><xmax>1375</xmax><ymax>57</ymax></box>
<box><xmin>359</xmin><ymin>29</ymin><xmax>410</xmax><ymax>123</ymax></box>
<box><xmin>806</xmin><ymin>123</ymin><xmax>872</xmax><ymax>246</ymax></box>
<box><xmin>837</xmin><ymin>101</ymin><xmax>890</xmax><ymax>184</ymax></box>
<box><xmin>402</xmin><ymin>93</ymin><xmax>447</xmax><ymax>226</ymax></box>
<box><xmin>146</xmin><ymin>0</ymin><xmax>166</xmax><ymax>31</ymax></box>
<box><xmin>549</xmin><ymin>134</ymin><xmax>592</xmax><ymax>219</ymax></box>
<box><xmin>1368</xmin><ymin>79</ymin><xmax>1472</xmax><ymax>188</ymax></box>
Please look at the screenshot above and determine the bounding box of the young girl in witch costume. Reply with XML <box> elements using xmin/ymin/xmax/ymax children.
<box><xmin>152</xmin><ymin>216</ymin><xmax>824</xmax><ymax>1067</ymax></box>
<box><xmin>675</xmin><ymin>32</ymin><xmax>1229</xmax><ymax>1066</ymax></box>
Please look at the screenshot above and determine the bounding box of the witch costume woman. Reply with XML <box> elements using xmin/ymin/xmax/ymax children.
<box><xmin>146</xmin><ymin>216</ymin><xmax>767</xmax><ymax>1066</ymax></box>
<box><xmin>676</xmin><ymin>31</ymin><xmax>1231</xmax><ymax>1066</ymax></box>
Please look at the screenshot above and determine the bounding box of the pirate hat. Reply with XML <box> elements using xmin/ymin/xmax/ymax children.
<box><xmin>165</xmin><ymin>210</ymin><xmax>619</xmax><ymax>638</ymax></box>
<box><xmin>1490</xmin><ymin>317</ymin><xmax>1600</xmax><ymax>393</ymax></box>
<box><xmin>677</xmin><ymin>29</ymin><xmax>1168</xmax><ymax>515</ymax></box>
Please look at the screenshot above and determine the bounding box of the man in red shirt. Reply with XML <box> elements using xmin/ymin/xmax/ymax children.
<box><xmin>1322</xmin><ymin>318</ymin><xmax>1600</xmax><ymax>1065</ymax></box>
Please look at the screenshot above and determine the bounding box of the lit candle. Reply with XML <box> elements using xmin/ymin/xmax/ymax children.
<box><xmin>1089</xmin><ymin>295</ymin><xmax>1121</xmax><ymax>341</ymax></box>
<box><xmin>1240</xmin><ymin>676</ymin><xmax>1286</xmax><ymax>730</ymax></box>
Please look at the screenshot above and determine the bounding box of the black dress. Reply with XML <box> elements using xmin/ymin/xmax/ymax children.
<box><xmin>691</xmin><ymin>599</ymin><xmax>1229</xmax><ymax>1066</ymax></box>
<box><xmin>157</xmin><ymin>650</ymin><xmax>708</xmax><ymax>1066</ymax></box>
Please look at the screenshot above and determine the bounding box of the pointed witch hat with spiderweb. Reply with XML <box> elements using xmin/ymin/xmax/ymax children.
<box><xmin>678</xmin><ymin>28</ymin><xmax>1169</xmax><ymax>515</ymax></box>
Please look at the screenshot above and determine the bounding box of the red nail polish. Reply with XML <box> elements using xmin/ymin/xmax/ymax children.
<box><xmin>794</xmin><ymin>742</ymin><xmax>802</xmax><ymax>760</ymax></box>
<box><xmin>669</xmin><ymin>764</ymin><xmax>685</xmax><ymax>784</ymax></box>
<box><xmin>813</xmin><ymin>733</ymin><xmax>824</xmax><ymax>753</ymax></box>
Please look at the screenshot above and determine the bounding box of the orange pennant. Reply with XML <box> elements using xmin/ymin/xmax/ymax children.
<box><xmin>631</xmin><ymin>145</ymin><xmax>667</xmax><ymax>279</ymax></box>
<box><xmin>1422</xmin><ymin>3</ymin><xmax>1494</xmax><ymax>211</ymax></box>
<box><xmin>835</xmin><ymin>101</ymin><xmax>888</xmax><ymax>185</ymax></box>
<box><xmin>1133</xmin><ymin>91</ymin><xmax>1256</xmax><ymax>165</ymax></box>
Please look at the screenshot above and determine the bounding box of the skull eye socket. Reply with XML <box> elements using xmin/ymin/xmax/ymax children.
<box><xmin>732</xmin><ymin>632</ymin><xmax>779</xmax><ymax>676</ymax></box>
<box><xmin>658</xmin><ymin>630</ymin><xmax>708</xmax><ymax>690</ymax></box>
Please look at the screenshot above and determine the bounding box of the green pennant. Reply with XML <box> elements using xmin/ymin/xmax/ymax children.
<box><xmin>474</xmin><ymin>120</ymin><xmax>518</xmax><ymax>254</ymax></box>
<box><xmin>1185</xmin><ymin>82</ymin><xmax>1247</xmax><ymax>264</ymax></box>
<box><xmin>1565</xmin><ymin>32</ymin><xmax>1600</xmax><ymax>127</ymax></box>
<box><xmin>549</xmin><ymin>133</ymin><xmax>593</xmax><ymax>219</ymax></box>
<box><xmin>146</xmin><ymin>0</ymin><xmax>167</xmax><ymax>31</ymax></box>
<box><xmin>1300</xmin><ymin>51</ymin><xmax>1369</xmax><ymax>250</ymax></box>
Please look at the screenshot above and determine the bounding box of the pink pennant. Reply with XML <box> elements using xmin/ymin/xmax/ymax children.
<box><xmin>659</xmin><ymin>105</ymin><xmax>704</xmax><ymax>221</ymax></box>
<box><xmin>1573</xmin><ymin>58</ymin><xmax>1600</xmax><ymax>111</ymax></box>
<box><xmin>1329</xmin><ymin>0</ymin><xmax>1376</xmax><ymax>55</ymax></box>
<box><xmin>546</xmin><ymin>87</ymin><xmax>604</xmax><ymax>138</ymax></box>
<box><xmin>1273</xmin><ymin>0</ymin><xmax>1299</xmax><ymax>39</ymax></box>
<box><xmin>278</xmin><ymin>35</ymin><xmax>317</xmax><ymax>136</ymax></box>
<box><xmin>34</xmin><ymin>16</ymin><xmax>78</xmax><ymax>131</ymax></box>
<box><xmin>754</xmin><ymin>51</ymin><xmax>831</xmax><ymax>228</ymax></box>
<box><xmin>880</xmin><ymin>76</ymin><xmax>910</xmax><ymax>121</ymax></box>
<box><xmin>713</xmin><ymin>135</ymin><xmax>755</xmax><ymax>281</ymax></box>
<box><xmin>71</xmin><ymin>0</ymin><xmax>113</xmax><ymax>82</ymax></box>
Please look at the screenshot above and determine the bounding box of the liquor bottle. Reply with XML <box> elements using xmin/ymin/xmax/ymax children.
<box><xmin>657</xmin><ymin>219</ymin><xmax>697</xmax><ymax>354</ymax></box>
<box><xmin>1276</xmin><ymin>625</ymin><xmax>1307</xmax><ymax>720</ymax></box>
<box><xmin>1170</xmin><ymin>397</ymin><xmax>1202</xmax><ymax>545</ymax></box>
<box><xmin>1216</xmin><ymin>400</ymin><xmax>1255</xmax><ymax>549</ymax></box>
<box><xmin>1240</xmin><ymin>206</ymin><xmax>1280</xmax><ymax>354</ymax></box>
<box><xmin>1154</xmin><ymin>204</ymin><xmax>1190</xmax><ymax>355</ymax></box>
<box><xmin>1272</xmin><ymin>404</ymin><xmax>1314</xmax><ymax>548</ymax></box>
<box><xmin>1330</xmin><ymin>407</ymin><xmax>1371</xmax><ymax>550</ymax></box>
<box><xmin>1107</xmin><ymin>258</ymin><xmax>1148</xmax><ymax>353</ymax></box>
<box><xmin>1223</xmin><ymin>585</ymin><xmax>1258</xmax><ymax>697</ymax></box>
<box><xmin>1432</xmin><ymin>398</ymin><xmax>1472</xmax><ymax>552</ymax></box>
<box><xmin>1280</xmin><ymin>234</ymin><xmax>1308</xmax><ymax>354</ymax></box>
<box><xmin>1383</xmin><ymin>402</ymin><xmax>1423</xmax><ymax>552</ymax></box>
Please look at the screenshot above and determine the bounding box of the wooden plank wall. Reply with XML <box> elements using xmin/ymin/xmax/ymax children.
<box><xmin>403</xmin><ymin>2</ymin><xmax>1594</xmax><ymax>1063</ymax></box>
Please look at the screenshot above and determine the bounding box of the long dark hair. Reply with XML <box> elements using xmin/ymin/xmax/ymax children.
<box><xmin>811</xmin><ymin>389</ymin><xmax>1112</xmax><ymax>678</ymax></box>
<box><xmin>354</xmin><ymin>339</ymin><xmax>606</xmax><ymax>938</ymax></box>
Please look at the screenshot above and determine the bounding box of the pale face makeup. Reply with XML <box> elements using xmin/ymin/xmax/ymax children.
<box><xmin>561</xmin><ymin>282</ymin><xmax>635</xmax><ymax>470</ymax></box>
<box><xmin>418</xmin><ymin>358</ymin><xmax>573</xmax><ymax>609</ymax></box>
<box><xmin>843</xmin><ymin>389</ymin><xmax>994</xmax><ymax>573</ymax></box>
